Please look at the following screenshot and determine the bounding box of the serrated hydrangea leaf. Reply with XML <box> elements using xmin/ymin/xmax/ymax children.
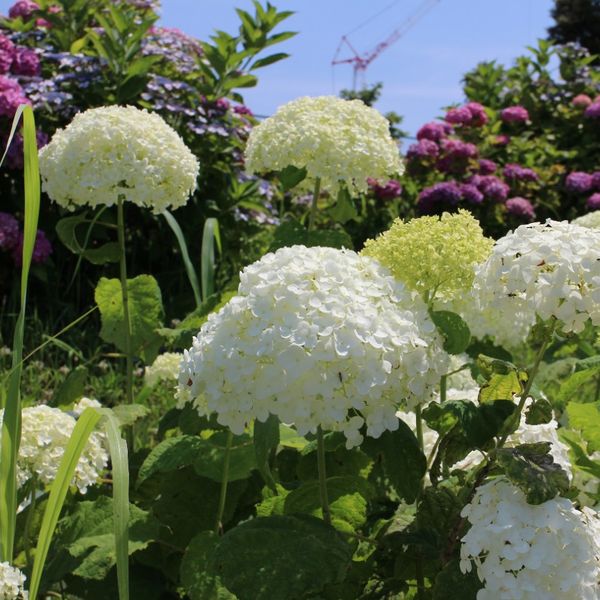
<box><xmin>254</xmin><ymin>414</ymin><xmax>280</xmax><ymax>492</ymax></box>
<box><xmin>283</xmin><ymin>475</ymin><xmax>373</xmax><ymax>533</ymax></box>
<box><xmin>180</xmin><ymin>531</ymin><xmax>236</xmax><ymax>600</ymax></box>
<box><xmin>208</xmin><ymin>515</ymin><xmax>354</xmax><ymax>600</ymax></box>
<box><xmin>497</xmin><ymin>443</ymin><xmax>570</xmax><ymax>504</ymax></box>
<box><xmin>478</xmin><ymin>371</ymin><xmax>524</xmax><ymax>404</ymax></box>
<box><xmin>565</xmin><ymin>402</ymin><xmax>600</xmax><ymax>452</ymax></box>
<box><xmin>95</xmin><ymin>275</ymin><xmax>164</xmax><ymax>363</ymax></box>
<box><xmin>430</xmin><ymin>310</ymin><xmax>471</xmax><ymax>355</ymax></box>
<box><xmin>192</xmin><ymin>432</ymin><xmax>257</xmax><ymax>482</ymax></box>
<box><xmin>524</xmin><ymin>397</ymin><xmax>553</xmax><ymax>425</ymax></box>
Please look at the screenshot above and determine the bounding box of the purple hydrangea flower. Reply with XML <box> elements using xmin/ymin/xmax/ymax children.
<box><xmin>5</xmin><ymin>130</ymin><xmax>48</xmax><ymax>170</ymax></box>
<box><xmin>437</xmin><ymin>138</ymin><xmax>478</xmax><ymax>173</ymax></box>
<box><xmin>233</xmin><ymin>104</ymin><xmax>253</xmax><ymax>116</ymax></box>
<box><xmin>459</xmin><ymin>183</ymin><xmax>484</xmax><ymax>205</ymax></box>
<box><xmin>8</xmin><ymin>0</ymin><xmax>39</xmax><ymax>20</ymax></box>
<box><xmin>416</xmin><ymin>121</ymin><xmax>452</xmax><ymax>142</ymax></box>
<box><xmin>142</xmin><ymin>26</ymin><xmax>202</xmax><ymax>75</ymax></box>
<box><xmin>478</xmin><ymin>159</ymin><xmax>497</xmax><ymax>174</ymax></box>
<box><xmin>584</xmin><ymin>102</ymin><xmax>600</xmax><ymax>119</ymax></box>
<box><xmin>0</xmin><ymin>75</ymin><xmax>29</xmax><ymax>117</ymax></box>
<box><xmin>505</xmin><ymin>197</ymin><xmax>535</xmax><ymax>220</ymax></box>
<box><xmin>587</xmin><ymin>193</ymin><xmax>600</xmax><ymax>210</ymax></box>
<box><xmin>445</xmin><ymin>106</ymin><xmax>472</xmax><ymax>125</ymax></box>
<box><xmin>11</xmin><ymin>47</ymin><xmax>40</xmax><ymax>76</ymax></box>
<box><xmin>464</xmin><ymin>101</ymin><xmax>488</xmax><ymax>126</ymax></box>
<box><xmin>592</xmin><ymin>172</ymin><xmax>600</xmax><ymax>191</ymax></box>
<box><xmin>367</xmin><ymin>178</ymin><xmax>402</xmax><ymax>200</ymax></box>
<box><xmin>406</xmin><ymin>139</ymin><xmax>439</xmax><ymax>160</ymax></box>
<box><xmin>11</xmin><ymin>228</ymin><xmax>52</xmax><ymax>266</ymax></box>
<box><xmin>500</xmin><ymin>105</ymin><xmax>529</xmax><ymax>123</ymax></box>
<box><xmin>566</xmin><ymin>171</ymin><xmax>593</xmax><ymax>193</ymax></box>
<box><xmin>0</xmin><ymin>212</ymin><xmax>19</xmax><ymax>250</ymax></box>
<box><xmin>469</xmin><ymin>175</ymin><xmax>509</xmax><ymax>202</ymax></box>
<box><xmin>214</xmin><ymin>97</ymin><xmax>230</xmax><ymax>112</ymax></box>
<box><xmin>503</xmin><ymin>163</ymin><xmax>539</xmax><ymax>182</ymax></box>
<box><xmin>417</xmin><ymin>181</ymin><xmax>462</xmax><ymax>213</ymax></box>
<box><xmin>0</xmin><ymin>35</ymin><xmax>15</xmax><ymax>74</ymax></box>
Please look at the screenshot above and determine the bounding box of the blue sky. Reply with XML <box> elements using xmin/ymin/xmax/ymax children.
<box><xmin>1</xmin><ymin>0</ymin><xmax>556</xmax><ymax>136</ymax></box>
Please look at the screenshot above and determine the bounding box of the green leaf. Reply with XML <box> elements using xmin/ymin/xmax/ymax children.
<box><xmin>497</xmin><ymin>442</ymin><xmax>570</xmax><ymax>504</ymax></box>
<box><xmin>52</xmin><ymin>366</ymin><xmax>88</xmax><ymax>408</ymax></box>
<box><xmin>56</xmin><ymin>213</ymin><xmax>119</xmax><ymax>265</ymax></box>
<box><xmin>277</xmin><ymin>165</ymin><xmax>307</xmax><ymax>192</ymax></box>
<box><xmin>250</xmin><ymin>52</ymin><xmax>289</xmax><ymax>69</ymax></box>
<box><xmin>525</xmin><ymin>397</ymin><xmax>553</xmax><ymax>425</ymax></box>
<box><xmin>208</xmin><ymin>515</ymin><xmax>353</xmax><ymax>600</ymax></box>
<box><xmin>222</xmin><ymin>74</ymin><xmax>258</xmax><ymax>90</ymax></box>
<box><xmin>565</xmin><ymin>402</ymin><xmax>600</xmax><ymax>453</ymax></box>
<box><xmin>478</xmin><ymin>371</ymin><xmax>524</xmax><ymax>404</ymax></box>
<box><xmin>180</xmin><ymin>531</ymin><xmax>235</xmax><ymax>600</ymax></box>
<box><xmin>433</xmin><ymin>559</ymin><xmax>481</xmax><ymax>599</ymax></box>
<box><xmin>430</xmin><ymin>311</ymin><xmax>471</xmax><ymax>355</ymax></box>
<box><xmin>362</xmin><ymin>421</ymin><xmax>426</xmax><ymax>503</ymax></box>
<box><xmin>201</xmin><ymin>218</ymin><xmax>221</xmax><ymax>302</ymax></box>
<box><xmin>95</xmin><ymin>275</ymin><xmax>164</xmax><ymax>363</ymax></box>
<box><xmin>254</xmin><ymin>414</ymin><xmax>279</xmax><ymax>492</ymax></box>
<box><xmin>328</xmin><ymin>187</ymin><xmax>357</xmax><ymax>224</ymax></box>
<box><xmin>557</xmin><ymin>366</ymin><xmax>600</xmax><ymax>406</ymax></box>
<box><xmin>269</xmin><ymin>219</ymin><xmax>353</xmax><ymax>252</ymax></box>
<box><xmin>560</xmin><ymin>430</ymin><xmax>600</xmax><ymax>479</ymax></box>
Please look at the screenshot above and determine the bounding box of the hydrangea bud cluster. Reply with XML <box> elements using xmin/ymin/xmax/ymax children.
<box><xmin>0</xmin><ymin>405</ymin><xmax>108</xmax><ymax>493</ymax></box>
<box><xmin>466</xmin><ymin>220</ymin><xmax>600</xmax><ymax>347</ymax></box>
<box><xmin>362</xmin><ymin>210</ymin><xmax>493</xmax><ymax>304</ymax></box>
<box><xmin>178</xmin><ymin>246</ymin><xmax>449</xmax><ymax>448</ymax></box>
<box><xmin>145</xmin><ymin>352</ymin><xmax>182</xmax><ymax>388</ymax></box>
<box><xmin>244</xmin><ymin>96</ymin><xmax>403</xmax><ymax>196</ymax></box>
<box><xmin>39</xmin><ymin>105</ymin><xmax>199</xmax><ymax>213</ymax></box>
<box><xmin>0</xmin><ymin>562</ymin><xmax>27</xmax><ymax>599</ymax></box>
<box><xmin>460</xmin><ymin>478</ymin><xmax>600</xmax><ymax>599</ymax></box>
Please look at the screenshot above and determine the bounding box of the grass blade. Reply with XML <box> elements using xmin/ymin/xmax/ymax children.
<box><xmin>163</xmin><ymin>210</ymin><xmax>202</xmax><ymax>308</ymax></box>
<box><xmin>0</xmin><ymin>104</ymin><xmax>41</xmax><ymax>562</ymax></box>
<box><xmin>201</xmin><ymin>217</ymin><xmax>221</xmax><ymax>301</ymax></box>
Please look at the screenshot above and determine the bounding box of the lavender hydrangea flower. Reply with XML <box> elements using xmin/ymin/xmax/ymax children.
<box><xmin>0</xmin><ymin>212</ymin><xmax>19</xmax><ymax>250</ymax></box>
<box><xmin>445</xmin><ymin>106</ymin><xmax>472</xmax><ymax>125</ymax></box>
<box><xmin>416</xmin><ymin>121</ymin><xmax>452</xmax><ymax>142</ymax></box>
<box><xmin>11</xmin><ymin>228</ymin><xmax>52</xmax><ymax>266</ymax></box>
<box><xmin>587</xmin><ymin>193</ymin><xmax>600</xmax><ymax>211</ymax></box>
<box><xmin>141</xmin><ymin>26</ymin><xmax>202</xmax><ymax>75</ymax></box>
<box><xmin>0</xmin><ymin>35</ymin><xmax>15</xmax><ymax>74</ymax></box>
<box><xmin>12</xmin><ymin>47</ymin><xmax>39</xmax><ymax>76</ymax></box>
<box><xmin>478</xmin><ymin>159</ymin><xmax>497</xmax><ymax>175</ymax></box>
<box><xmin>500</xmin><ymin>105</ymin><xmax>529</xmax><ymax>123</ymax></box>
<box><xmin>566</xmin><ymin>172</ymin><xmax>594</xmax><ymax>193</ymax></box>
<box><xmin>417</xmin><ymin>181</ymin><xmax>462</xmax><ymax>213</ymax></box>
<box><xmin>8</xmin><ymin>0</ymin><xmax>39</xmax><ymax>20</ymax></box>
<box><xmin>503</xmin><ymin>163</ymin><xmax>539</xmax><ymax>182</ymax></box>
<box><xmin>406</xmin><ymin>139</ymin><xmax>439</xmax><ymax>160</ymax></box>
<box><xmin>584</xmin><ymin>102</ymin><xmax>600</xmax><ymax>119</ymax></box>
<box><xmin>459</xmin><ymin>183</ymin><xmax>484</xmax><ymax>205</ymax></box>
<box><xmin>505</xmin><ymin>197</ymin><xmax>535</xmax><ymax>220</ymax></box>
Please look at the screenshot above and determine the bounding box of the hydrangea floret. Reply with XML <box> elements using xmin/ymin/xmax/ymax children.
<box><xmin>177</xmin><ymin>245</ymin><xmax>449</xmax><ymax>448</ymax></box>
<box><xmin>465</xmin><ymin>220</ymin><xmax>600</xmax><ymax>347</ymax></box>
<box><xmin>0</xmin><ymin>405</ymin><xmax>108</xmax><ymax>493</ymax></box>
<box><xmin>460</xmin><ymin>478</ymin><xmax>600</xmax><ymax>600</ymax></box>
<box><xmin>244</xmin><ymin>96</ymin><xmax>403</xmax><ymax>196</ymax></box>
<box><xmin>0</xmin><ymin>561</ymin><xmax>27</xmax><ymax>599</ymax></box>
<box><xmin>361</xmin><ymin>210</ymin><xmax>493</xmax><ymax>304</ymax></box>
<box><xmin>38</xmin><ymin>105</ymin><xmax>199</xmax><ymax>214</ymax></box>
<box><xmin>145</xmin><ymin>352</ymin><xmax>182</xmax><ymax>388</ymax></box>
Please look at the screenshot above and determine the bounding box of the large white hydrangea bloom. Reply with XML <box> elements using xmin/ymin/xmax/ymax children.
<box><xmin>145</xmin><ymin>352</ymin><xmax>182</xmax><ymax>388</ymax></box>
<box><xmin>39</xmin><ymin>105</ymin><xmax>199</xmax><ymax>214</ymax></box>
<box><xmin>573</xmin><ymin>211</ymin><xmax>600</xmax><ymax>229</ymax></box>
<box><xmin>244</xmin><ymin>96</ymin><xmax>403</xmax><ymax>196</ymax></box>
<box><xmin>0</xmin><ymin>562</ymin><xmax>27</xmax><ymax>599</ymax></box>
<box><xmin>460</xmin><ymin>478</ymin><xmax>600</xmax><ymax>599</ymax></box>
<box><xmin>464</xmin><ymin>220</ymin><xmax>600</xmax><ymax>348</ymax></box>
<box><xmin>178</xmin><ymin>245</ymin><xmax>449</xmax><ymax>448</ymax></box>
<box><xmin>0</xmin><ymin>405</ymin><xmax>108</xmax><ymax>494</ymax></box>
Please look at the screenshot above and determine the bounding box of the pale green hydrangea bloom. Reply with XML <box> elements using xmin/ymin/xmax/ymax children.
<box><xmin>0</xmin><ymin>562</ymin><xmax>27</xmax><ymax>599</ymax></box>
<box><xmin>573</xmin><ymin>211</ymin><xmax>600</xmax><ymax>229</ymax></box>
<box><xmin>361</xmin><ymin>210</ymin><xmax>493</xmax><ymax>304</ymax></box>
<box><xmin>244</xmin><ymin>96</ymin><xmax>403</xmax><ymax>196</ymax></box>
<box><xmin>39</xmin><ymin>105</ymin><xmax>199</xmax><ymax>214</ymax></box>
<box><xmin>145</xmin><ymin>352</ymin><xmax>182</xmax><ymax>388</ymax></box>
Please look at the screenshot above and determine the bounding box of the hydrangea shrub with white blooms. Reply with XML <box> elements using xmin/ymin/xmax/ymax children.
<box><xmin>0</xmin><ymin>405</ymin><xmax>108</xmax><ymax>493</ymax></box>
<box><xmin>244</xmin><ymin>96</ymin><xmax>403</xmax><ymax>196</ymax></box>
<box><xmin>38</xmin><ymin>105</ymin><xmax>199</xmax><ymax>213</ymax></box>
<box><xmin>178</xmin><ymin>245</ymin><xmax>450</xmax><ymax>448</ymax></box>
<box><xmin>144</xmin><ymin>352</ymin><xmax>182</xmax><ymax>388</ymax></box>
<box><xmin>460</xmin><ymin>478</ymin><xmax>600</xmax><ymax>600</ymax></box>
<box><xmin>0</xmin><ymin>562</ymin><xmax>27</xmax><ymax>599</ymax></box>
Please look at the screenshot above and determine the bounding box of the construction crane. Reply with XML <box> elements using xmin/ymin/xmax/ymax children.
<box><xmin>332</xmin><ymin>0</ymin><xmax>441</xmax><ymax>90</ymax></box>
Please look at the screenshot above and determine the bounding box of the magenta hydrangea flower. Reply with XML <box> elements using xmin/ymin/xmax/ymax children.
<box><xmin>8</xmin><ymin>0</ymin><xmax>39</xmax><ymax>20</ymax></box>
<box><xmin>572</xmin><ymin>94</ymin><xmax>592</xmax><ymax>108</ymax></box>
<box><xmin>406</xmin><ymin>139</ymin><xmax>439</xmax><ymax>161</ymax></box>
<box><xmin>505</xmin><ymin>197</ymin><xmax>535</xmax><ymax>220</ymax></box>
<box><xmin>500</xmin><ymin>105</ymin><xmax>529</xmax><ymax>123</ymax></box>
<box><xmin>0</xmin><ymin>76</ymin><xmax>29</xmax><ymax>117</ymax></box>
<box><xmin>464</xmin><ymin>101</ymin><xmax>488</xmax><ymax>126</ymax></box>
<box><xmin>0</xmin><ymin>212</ymin><xmax>19</xmax><ymax>250</ymax></box>
<box><xmin>592</xmin><ymin>172</ymin><xmax>600</xmax><ymax>191</ymax></box>
<box><xmin>0</xmin><ymin>35</ymin><xmax>15</xmax><ymax>74</ymax></box>
<box><xmin>233</xmin><ymin>104</ymin><xmax>253</xmax><ymax>116</ymax></box>
<box><xmin>584</xmin><ymin>102</ymin><xmax>600</xmax><ymax>119</ymax></box>
<box><xmin>367</xmin><ymin>178</ymin><xmax>402</xmax><ymax>200</ymax></box>
<box><xmin>12</xmin><ymin>47</ymin><xmax>40</xmax><ymax>76</ymax></box>
<box><xmin>478</xmin><ymin>159</ymin><xmax>497</xmax><ymax>175</ymax></box>
<box><xmin>445</xmin><ymin>106</ymin><xmax>472</xmax><ymax>125</ymax></box>
<box><xmin>437</xmin><ymin>138</ymin><xmax>478</xmax><ymax>173</ymax></box>
<box><xmin>416</xmin><ymin>121</ymin><xmax>452</xmax><ymax>142</ymax></box>
<box><xmin>417</xmin><ymin>181</ymin><xmax>462</xmax><ymax>213</ymax></box>
<box><xmin>11</xmin><ymin>228</ymin><xmax>52</xmax><ymax>266</ymax></box>
<box><xmin>586</xmin><ymin>193</ymin><xmax>600</xmax><ymax>211</ymax></box>
<box><xmin>459</xmin><ymin>183</ymin><xmax>484</xmax><ymax>205</ymax></box>
<box><xmin>214</xmin><ymin>98</ymin><xmax>230</xmax><ymax>112</ymax></box>
<box><xmin>503</xmin><ymin>163</ymin><xmax>539</xmax><ymax>182</ymax></box>
<box><xmin>493</xmin><ymin>134</ymin><xmax>510</xmax><ymax>146</ymax></box>
<box><xmin>469</xmin><ymin>175</ymin><xmax>509</xmax><ymax>202</ymax></box>
<box><xmin>566</xmin><ymin>172</ymin><xmax>593</xmax><ymax>193</ymax></box>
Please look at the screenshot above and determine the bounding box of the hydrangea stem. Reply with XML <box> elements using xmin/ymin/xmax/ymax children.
<box><xmin>440</xmin><ymin>374</ymin><xmax>447</xmax><ymax>404</ymax></box>
<box><xmin>307</xmin><ymin>177</ymin><xmax>321</xmax><ymax>232</ymax></box>
<box><xmin>316</xmin><ymin>426</ymin><xmax>331</xmax><ymax>526</ymax></box>
<box><xmin>23</xmin><ymin>481</ymin><xmax>37</xmax><ymax>570</ymax></box>
<box><xmin>415</xmin><ymin>406</ymin><xmax>426</xmax><ymax>599</ymax></box>
<box><xmin>215</xmin><ymin>430</ymin><xmax>234</xmax><ymax>535</ymax></box>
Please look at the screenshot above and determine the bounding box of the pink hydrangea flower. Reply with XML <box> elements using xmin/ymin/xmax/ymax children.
<box><xmin>11</xmin><ymin>47</ymin><xmax>40</xmax><ymax>76</ymax></box>
<box><xmin>0</xmin><ymin>75</ymin><xmax>29</xmax><ymax>117</ymax></box>
<box><xmin>500</xmin><ymin>105</ymin><xmax>529</xmax><ymax>123</ymax></box>
<box><xmin>8</xmin><ymin>0</ymin><xmax>39</xmax><ymax>20</ymax></box>
<box><xmin>587</xmin><ymin>193</ymin><xmax>600</xmax><ymax>211</ymax></box>
<box><xmin>0</xmin><ymin>35</ymin><xmax>15</xmax><ymax>74</ymax></box>
<box><xmin>572</xmin><ymin>94</ymin><xmax>592</xmax><ymax>108</ymax></box>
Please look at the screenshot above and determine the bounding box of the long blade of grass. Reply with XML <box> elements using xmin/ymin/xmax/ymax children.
<box><xmin>28</xmin><ymin>408</ymin><xmax>102</xmax><ymax>600</ymax></box>
<box><xmin>201</xmin><ymin>217</ymin><xmax>221</xmax><ymax>301</ymax></box>
<box><xmin>163</xmin><ymin>210</ymin><xmax>202</xmax><ymax>308</ymax></box>
<box><xmin>102</xmin><ymin>410</ymin><xmax>130</xmax><ymax>600</ymax></box>
<box><xmin>0</xmin><ymin>104</ymin><xmax>41</xmax><ymax>562</ymax></box>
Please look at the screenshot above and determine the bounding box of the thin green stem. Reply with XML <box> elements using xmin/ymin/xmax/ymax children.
<box><xmin>307</xmin><ymin>177</ymin><xmax>321</xmax><ymax>232</ymax></box>
<box><xmin>415</xmin><ymin>405</ymin><xmax>426</xmax><ymax>598</ymax></box>
<box><xmin>316</xmin><ymin>426</ymin><xmax>331</xmax><ymax>526</ymax></box>
<box><xmin>440</xmin><ymin>375</ymin><xmax>447</xmax><ymax>404</ymax></box>
<box><xmin>215</xmin><ymin>430</ymin><xmax>234</xmax><ymax>535</ymax></box>
<box><xmin>23</xmin><ymin>481</ymin><xmax>37</xmax><ymax>570</ymax></box>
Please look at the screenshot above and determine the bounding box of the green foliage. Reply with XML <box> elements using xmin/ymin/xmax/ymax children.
<box><xmin>51</xmin><ymin>366</ymin><xmax>88</xmax><ymax>408</ymax></box>
<box><xmin>253</xmin><ymin>414</ymin><xmax>280</xmax><ymax>492</ymax></box>
<box><xmin>565</xmin><ymin>401</ymin><xmax>600</xmax><ymax>452</ymax></box>
<box><xmin>270</xmin><ymin>218</ymin><xmax>354</xmax><ymax>251</ymax></box>
<box><xmin>430</xmin><ymin>311</ymin><xmax>471</xmax><ymax>355</ymax></box>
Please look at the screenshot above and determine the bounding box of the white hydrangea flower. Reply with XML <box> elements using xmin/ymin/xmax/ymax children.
<box><xmin>72</xmin><ymin>396</ymin><xmax>102</xmax><ymax>417</ymax></box>
<box><xmin>244</xmin><ymin>96</ymin><xmax>403</xmax><ymax>196</ymax></box>
<box><xmin>145</xmin><ymin>352</ymin><xmax>182</xmax><ymax>388</ymax></box>
<box><xmin>178</xmin><ymin>245</ymin><xmax>449</xmax><ymax>448</ymax></box>
<box><xmin>0</xmin><ymin>405</ymin><xmax>108</xmax><ymax>494</ymax></box>
<box><xmin>573</xmin><ymin>211</ymin><xmax>600</xmax><ymax>229</ymax></box>
<box><xmin>464</xmin><ymin>220</ymin><xmax>600</xmax><ymax>348</ymax></box>
<box><xmin>0</xmin><ymin>562</ymin><xmax>27</xmax><ymax>599</ymax></box>
<box><xmin>460</xmin><ymin>478</ymin><xmax>600</xmax><ymax>600</ymax></box>
<box><xmin>39</xmin><ymin>105</ymin><xmax>199</xmax><ymax>214</ymax></box>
